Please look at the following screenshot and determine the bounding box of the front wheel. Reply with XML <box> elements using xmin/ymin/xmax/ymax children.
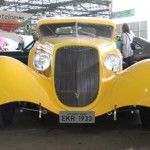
<box><xmin>139</xmin><ymin>107</ymin><xmax>150</xmax><ymax>128</ymax></box>
<box><xmin>0</xmin><ymin>103</ymin><xmax>16</xmax><ymax>127</ymax></box>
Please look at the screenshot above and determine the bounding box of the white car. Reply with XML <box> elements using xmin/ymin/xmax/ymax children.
<box><xmin>3</xmin><ymin>37</ymin><xmax>18</xmax><ymax>51</ymax></box>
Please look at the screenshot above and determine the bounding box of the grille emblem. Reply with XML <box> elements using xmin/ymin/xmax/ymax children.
<box><xmin>74</xmin><ymin>92</ymin><xmax>80</xmax><ymax>99</ymax></box>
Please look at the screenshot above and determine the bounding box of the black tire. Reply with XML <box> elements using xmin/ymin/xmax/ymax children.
<box><xmin>0</xmin><ymin>103</ymin><xmax>16</xmax><ymax>127</ymax></box>
<box><xmin>140</xmin><ymin>107</ymin><xmax>150</xmax><ymax>128</ymax></box>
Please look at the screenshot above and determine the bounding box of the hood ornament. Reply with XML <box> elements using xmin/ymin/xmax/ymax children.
<box><xmin>74</xmin><ymin>92</ymin><xmax>80</xmax><ymax>99</ymax></box>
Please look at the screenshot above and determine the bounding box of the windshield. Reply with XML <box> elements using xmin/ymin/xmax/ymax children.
<box><xmin>39</xmin><ymin>22</ymin><xmax>113</xmax><ymax>39</ymax></box>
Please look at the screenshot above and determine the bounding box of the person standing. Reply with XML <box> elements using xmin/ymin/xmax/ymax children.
<box><xmin>17</xmin><ymin>36</ymin><xmax>24</xmax><ymax>50</ymax></box>
<box><xmin>121</xmin><ymin>23</ymin><xmax>135</xmax><ymax>67</ymax></box>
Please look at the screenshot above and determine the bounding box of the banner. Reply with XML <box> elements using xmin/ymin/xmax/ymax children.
<box><xmin>111</xmin><ymin>9</ymin><xmax>135</xmax><ymax>19</ymax></box>
<box><xmin>23</xmin><ymin>21</ymin><xmax>33</xmax><ymax>34</ymax></box>
<box><xmin>0</xmin><ymin>11</ymin><xmax>33</xmax><ymax>32</ymax></box>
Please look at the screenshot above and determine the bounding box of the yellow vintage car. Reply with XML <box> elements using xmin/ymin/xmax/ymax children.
<box><xmin>0</xmin><ymin>17</ymin><xmax>150</xmax><ymax>127</ymax></box>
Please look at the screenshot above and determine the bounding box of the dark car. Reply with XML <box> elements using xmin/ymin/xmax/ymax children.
<box><xmin>116</xmin><ymin>36</ymin><xmax>150</xmax><ymax>65</ymax></box>
<box><xmin>132</xmin><ymin>37</ymin><xmax>150</xmax><ymax>63</ymax></box>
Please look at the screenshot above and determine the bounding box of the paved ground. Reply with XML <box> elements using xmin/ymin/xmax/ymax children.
<box><xmin>0</xmin><ymin>110</ymin><xmax>150</xmax><ymax>150</ymax></box>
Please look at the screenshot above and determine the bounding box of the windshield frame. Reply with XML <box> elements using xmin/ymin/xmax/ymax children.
<box><xmin>39</xmin><ymin>22</ymin><xmax>114</xmax><ymax>40</ymax></box>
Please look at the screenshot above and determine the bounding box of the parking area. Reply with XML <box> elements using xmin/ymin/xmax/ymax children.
<box><xmin>0</xmin><ymin>110</ymin><xmax>150</xmax><ymax>150</ymax></box>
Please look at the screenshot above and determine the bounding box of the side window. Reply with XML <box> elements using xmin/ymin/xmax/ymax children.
<box><xmin>133</xmin><ymin>42</ymin><xmax>144</xmax><ymax>50</ymax></box>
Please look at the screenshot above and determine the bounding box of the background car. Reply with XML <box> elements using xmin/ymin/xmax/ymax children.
<box><xmin>132</xmin><ymin>37</ymin><xmax>150</xmax><ymax>63</ymax></box>
<box><xmin>3</xmin><ymin>37</ymin><xmax>18</xmax><ymax>51</ymax></box>
<box><xmin>116</xmin><ymin>35</ymin><xmax>150</xmax><ymax>65</ymax></box>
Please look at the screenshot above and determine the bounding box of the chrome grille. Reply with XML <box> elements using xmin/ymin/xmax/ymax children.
<box><xmin>54</xmin><ymin>46</ymin><xmax>99</xmax><ymax>107</ymax></box>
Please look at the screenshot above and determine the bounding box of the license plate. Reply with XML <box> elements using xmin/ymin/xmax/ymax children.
<box><xmin>59</xmin><ymin>111</ymin><xmax>95</xmax><ymax>123</ymax></box>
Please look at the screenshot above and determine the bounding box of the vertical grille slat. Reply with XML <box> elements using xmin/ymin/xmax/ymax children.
<box><xmin>55</xmin><ymin>46</ymin><xmax>99</xmax><ymax>107</ymax></box>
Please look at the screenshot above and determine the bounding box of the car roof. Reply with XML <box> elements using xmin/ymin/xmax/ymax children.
<box><xmin>37</xmin><ymin>17</ymin><xmax>116</xmax><ymax>28</ymax></box>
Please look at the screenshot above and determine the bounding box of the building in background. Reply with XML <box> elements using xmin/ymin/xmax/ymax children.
<box><xmin>111</xmin><ymin>0</ymin><xmax>149</xmax><ymax>40</ymax></box>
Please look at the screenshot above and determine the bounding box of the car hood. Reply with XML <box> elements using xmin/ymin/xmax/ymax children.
<box><xmin>39</xmin><ymin>36</ymin><xmax>115</xmax><ymax>49</ymax></box>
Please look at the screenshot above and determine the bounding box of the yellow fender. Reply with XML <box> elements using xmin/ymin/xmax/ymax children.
<box><xmin>94</xmin><ymin>59</ymin><xmax>150</xmax><ymax>116</ymax></box>
<box><xmin>113</xmin><ymin>60</ymin><xmax>150</xmax><ymax>107</ymax></box>
<box><xmin>0</xmin><ymin>56</ymin><xmax>62</xmax><ymax>114</ymax></box>
<box><xmin>1</xmin><ymin>56</ymin><xmax>150</xmax><ymax>117</ymax></box>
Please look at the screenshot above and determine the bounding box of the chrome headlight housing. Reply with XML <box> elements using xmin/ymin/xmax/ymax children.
<box><xmin>36</xmin><ymin>42</ymin><xmax>54</xmax><ymax>54</ymax></box>
<box><xmin>104</xmin><ymin>54</ymin><xmax>122</xmax><ymax>72</ymax></box>
<box><xmin>33</xmin><ymin>52</ymin><xmax>51</xmax><ymax>71</ymax></box>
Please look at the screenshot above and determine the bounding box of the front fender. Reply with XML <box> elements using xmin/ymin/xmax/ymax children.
<box><xmin>114</xmin><ymin>60</ymin><xmax>150</xmax><ymax>107</ymax></box>
<box><xmin>98</xmin><ymin>59</ymin><xmax>150</xmax><ymax>113</ymax></box>
<box><xmin>1</xmin><ymin>56</ymin><xmax>150</xmax><ymax>117</ymax></box>
<box><xmin>0</xmin><ymin>56</ymin><xmax>61</xmax><ymax>113</ymax></box>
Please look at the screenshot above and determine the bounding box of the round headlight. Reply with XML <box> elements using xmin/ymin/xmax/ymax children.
<box><xmin>104</xmin><ymin>54</ymin><xmax>122</xmax><ymax>72</ymax></box>
<box><xmin>33</xmin><ymin>52</ymin><xmax>51</xmax><ymax>71</ymax></box>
